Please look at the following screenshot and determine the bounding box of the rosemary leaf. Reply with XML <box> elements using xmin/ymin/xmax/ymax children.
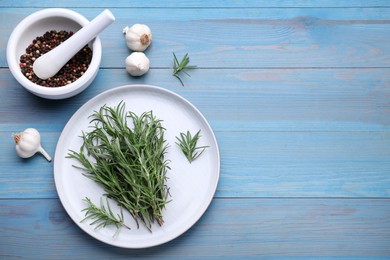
<box><xmin>172</xmin><ymin>52</ymin><xmax>197</xmax><ymax>86</ymax></box>
<box><xmin>81</xmin><ymin>197</ymin><xmax>130</xmax><ymax>237</ymax></box>
<box><xmin>175</xmin><ymin>130</ymin><xmax>209</xmax><ymax>163</ymax></box>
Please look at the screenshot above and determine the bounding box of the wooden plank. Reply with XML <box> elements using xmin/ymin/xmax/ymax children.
<box><xmin>2</xmin><ymin>68</ymin><xmax>390</xmax><ymax>198</ymax></box>
<box><xmin>1</xmin><ymin>130</ymin><xmax>390</xmax><ymax>198</ymax></box>
<box><xmin>1</xmin><ymin>68</ymin><xmax>390</xmax><ymax>132</ymax></box>
<box><xmin>1</xmin><ymin>0</ymin><xmax>390</xmax><ymax>8</ymax></box>
<box><xmin>219</xmin><ymin>131</ymin><xmax>390</xmax><ymax>198</ymax></box>
<box><xmin>1</xmin><ymin>8</ymin><xmax>390</xmax><ymax>68</ymax></box>
<box><xmin>1</xmin><ymin>198</ymin><xmax>389</xmax><ymax>257</ymax></box>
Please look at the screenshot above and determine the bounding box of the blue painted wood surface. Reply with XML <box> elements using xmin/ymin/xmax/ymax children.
<box><xmin>1</xmin><ymin>199</ymin><xmax>390</xmax><ymax>257</ymax></box>
<box><xmin>0</xmin><ymin>1</ymin><xmax>390</xmax><ymax>258</ymax></box>
<box><xmin>1</xmin><ymin>8</ymin><xmax>390</xmax><ymax>68</ymax></box>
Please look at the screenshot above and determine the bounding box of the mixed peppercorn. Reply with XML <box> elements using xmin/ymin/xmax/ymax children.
<box><xmin>19</xmin><ymin>30</ymin><xmax>92</xmax><ymax>87</ymax></box>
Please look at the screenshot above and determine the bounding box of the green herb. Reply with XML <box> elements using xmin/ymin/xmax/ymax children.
<box><xmin>67</xmin><ymin>102</ymin><xmax>170</xmax><ymax>232</ymax></box>
<box><xmin>172</xmin><ymin>52</ymin><xmax>197</xmax><ymax>86</ymax></box>
<box><xmin>176</xmin><ymin>130</ymin><xmax>209</xmax><ymax>163</ymax></box>
<box><xmin>81</xmin><ymin>197</ymin><xmax>130</xmax><ymax>237</ymax></box>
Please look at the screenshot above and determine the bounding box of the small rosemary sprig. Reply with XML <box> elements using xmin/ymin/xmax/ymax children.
<box><xmin>81</xmin><ymin>197</ymin><xmax>130</xmax><ymax>237</ymax></box>
<box><xmin>172</xmin><ymin>52</ymin><xmax>197</xmax><ymax>86</ymax></box>
<box><xmin>175</xmin><ymin>130</ymin><xmax>209</xmax><ymax>163</ymax></box>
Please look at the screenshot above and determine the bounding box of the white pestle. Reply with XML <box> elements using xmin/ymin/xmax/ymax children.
<box><xmin>33</xmin><ymin>9</ymin><xmax>115</xmax><ymax>80</ymax></box>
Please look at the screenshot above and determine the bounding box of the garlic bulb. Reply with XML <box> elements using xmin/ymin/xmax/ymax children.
<box><xmin>13</xmin><ymin>128</ymin><xmax>51</xmax><ymax>161</ymax></box>
<box><xmin>123</xmin><ymin>24</ymin><xmax>152</xmax><ymax>51</ymax></box>
<box><xmin>125</xmin><ymin>52</ymin><xmax>150</xmax><ymax>76</ymax></box>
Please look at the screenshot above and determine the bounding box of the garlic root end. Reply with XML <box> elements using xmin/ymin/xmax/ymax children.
<box><xmin>12</xmin><ymin>133</ymin><xmax>22</xmax><ymax>143</ymax></box>
<box><xmin>140</xmin><ymin>34</ymin><xmax>150</xmax><ymax>45</ymax></box>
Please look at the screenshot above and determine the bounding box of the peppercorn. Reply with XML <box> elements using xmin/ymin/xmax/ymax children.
<box><xmin>19</xmin><ymin>30</ymin><xmax>92</xmax><ymax>88</ymax></box>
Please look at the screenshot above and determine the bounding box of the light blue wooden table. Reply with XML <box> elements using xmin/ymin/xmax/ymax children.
<box><xmin>1</xmin><ymin>1</ymin><xmax>390</xmax><ymax>258</ymax></box>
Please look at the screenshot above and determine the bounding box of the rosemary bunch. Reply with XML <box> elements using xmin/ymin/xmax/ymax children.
<box><xmin>68</xmin><ymin>102</ymin><xmax>170</xmax><ymax>231</ymax></box>
<box><xmin>81</xmin><ymin>197</ymin><xmax>130</xmax><ymax>237</ymax></box>
<box><xmin>176</xmin><ymin>130</ymin><xmax>208</xmax><ymax>163</ymax></box>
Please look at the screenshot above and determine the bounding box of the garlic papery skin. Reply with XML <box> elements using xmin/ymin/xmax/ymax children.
<box><xmin>125</xmin><ymin>52</ymin><xmax>150</xmax><ymax>76</ymax></box>
<box><xmin>13</xmin><ymin>128</ymin><xmax>51</xmax><ymax>162</ymax></box>
<box><xmin>123</xmin><ymin>24</ymin><xmax>152</xmax><ymax>51</ymax></box>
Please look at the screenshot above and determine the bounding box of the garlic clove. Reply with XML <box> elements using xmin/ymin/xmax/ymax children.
<box><xmin>125</xmin><ymin>52</ymin><xmax>150</xmax><ymax>76</ymax></box>
<box><xmin>15</xmin><ymin>142</ymin><xmax>36</xmax><ymax>158</ymax></box>
<box><xmin>13</xmin><ymin>128</ymin><xmax>51</xmax><ymax>162</ymax></box>
<box><xmin>123</xmin><ymin>24</ymin><xmax>152</xmax><ymax>52</ymax></box>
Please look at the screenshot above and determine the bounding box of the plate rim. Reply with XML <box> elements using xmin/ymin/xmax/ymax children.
<box><xmin>53</xmin><ymin>84</ymin><xmax>220</xmax><ymax>248</ymax></box>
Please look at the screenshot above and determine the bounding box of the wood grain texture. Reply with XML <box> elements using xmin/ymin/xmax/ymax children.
<box><xmin>1</xmin><ymin>68</ymin><xmax>390</xmax><ymax>198</ymax></box>
<box><xmin>1</xmin><ymin>1</ymin><xmax>390</xmax><ymax>258</ymax></box>
<box><xmin>2</xmin><ymin>0</ymin><xmax>390</xmax><ymax>8</ymax></box>
<box><xmin>1</xmin><ymin>130</ymin><xmax>390</xmax><ymax>199</ymax></box>
<box><xmin>1</xmin><ymin>8</ymin><xmax>390</xmax><ymax>68</ymax></box>
<box><xmin>1</xmin><ymin>68</ymin><xmax>390</xmax><ymax>132</ymax></box>
<box><xmin>1</xmin><ymin>198</ymin><xmax>389</xmax><ymax>258</ymax></box>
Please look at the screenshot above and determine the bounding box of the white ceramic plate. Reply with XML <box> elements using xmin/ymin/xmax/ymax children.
<box><xmin>54</xmin><ymin>85</ymin><xmax>220</xmax><ymax>248</ymax></box>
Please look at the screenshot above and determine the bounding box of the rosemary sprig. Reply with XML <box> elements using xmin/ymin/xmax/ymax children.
<box><xmin>67</xmin><ymin>101</ymin><xmax>171</xmax><ymax>232</ymax></box>
<box><xmin>172</xmin><ymin>52</ymin><xmax>197</xmax><ymax>86</ymax></box>
<box><xmin>81</xmin><ymin>197</ymin><xmax>130</xmax><ymax>237</ymax></box>
<box><xmin>175</xmin><ymin>130</ymin><xmax>209</xmax><ymax>163</ymax></box>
